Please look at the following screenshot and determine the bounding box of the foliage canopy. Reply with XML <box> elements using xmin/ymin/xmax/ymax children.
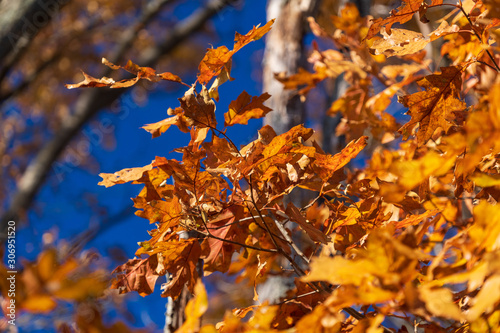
<box><xmin>4</xmin><ymin>0</ymin><xmax>500</xmax><ymax>331</ymax></box>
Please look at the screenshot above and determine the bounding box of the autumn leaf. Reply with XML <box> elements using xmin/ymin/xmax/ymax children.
<box><xmin>286</xmin><ymin>203</ymin><xmax>329</xmax><ymax>244</ymax></box>
<box><xmin>179</xmin><ymin>86</ymin><xmax>216</xmax><ymax>128</ymax></box>
<box><xmin>202</xmin><ymin>205</ymin><xmax>248</xmax><ymax>274</ymax></box>
<box><xmin>66</xmin><ymin>58</ymin><xmax>183</xmax><ymax>89</ymax></box>
<box><xmin>157</xmin><ymin>239</ymin><xmax>203</xmax><ymax>298</ymax></box>
<box><xmin>331</xmin><ymin>3</ymin><xmax>363</xmax><ymax>34</ymax></box>
<box><xmin>234</xmin><ymin>19</ymin><xmax>274</xmax><ymax>51</ymax></box>
<box><xmin>176</xmin><ymin>280</ymin><xmax>210</xmax><ymax>333</ymax></box>
<box><xmin>274</xmin><ymin>67</ymin><xmax>328</xmax><ymax>93</ymax></box>
<box><xmin>418</xmin><ymin>286</ymin><xmax>463</xmax><ymax>321</ymax></box>
<box><xmin>313</xmin><ymin>136</ymin><xmax>368</xmax><ymax>181</ymax></box>
<box><xmin>98</xmin><ymin>162</ymin><xmax>154</xmax><ymax>187</ymax></box>
<box><xmin>111</xmin><ymin>255</ymin><xmax>160</xmax><ymax>297</ymax></box>
<box><xmin>224</xmin><ymin>91</ymin><xmax>272</xmax><ymax>126</ymax></box>
<box><xmin>198</xmin><ymin>46</ymin><xmax>233</xmax><ymax>86</ymax></box>
<box><xmin>370</xmin><ymin>29</ymin><xmax>431</xmax><ymax>57</ymax></box>
<box><xmin>103</xmin><ymin>58</ymin><xmax>182</xmax><ymax>83</ymax></box>
<box><xmin>65</xmin><ymin>71</ymin><xmax>116</xmax><ymax>89</ymax></box>
<box><xmin>369</xmin><ymin>22</ymin><xmax>459</xmax><ymax>57</ymax></box>
<box><xmin>392</xmin><ymin>209</ymin><xmax>439</xmax><ymax>229</ymax></box>
<box><xmin>398</xmin><ymin>66</ymin><xmax>466</xmax><ymax>145</ymax></box>
<box><xmin>379</xmin><ymin>151</ymin><xmax>457</xmax><ymax>202</ymax></box>
<box><xmin>197</xmin><ymin>19</ymin><xmax>275</xmax><ymax>85</ymax></box>
<box><xmin>365</xmin><ymin>0</ymin><xmax>444</xmax><ymax>40</ymax></box>
<box><xmin>142</xmin><ymin>108</ymin><xmax>191</xmax><ymax>138</ymax></box>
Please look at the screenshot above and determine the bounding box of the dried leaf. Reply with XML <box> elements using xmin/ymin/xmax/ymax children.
<box><xmin>398</xmin><ymin>66</ymin><xmax>465</xmax><ymax>145</ymax></box>
<box><xmin>98</xmin><ymin>163</ymin><xmax>153</xmax><ymax>187</ymax></box>
<box><xmin>365</xmin><ymin>0</ymin><xmax>444</xmax><ymax>40</ymax></box>
<box><xmin>224</xmin><ymin>91</ymin><xmax>272</xmax><ymax>126</ymax></box>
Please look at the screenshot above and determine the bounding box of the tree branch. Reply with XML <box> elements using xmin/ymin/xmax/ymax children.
<box><xmin>0</xmin><ymin>0</ymin><xmax>69</xmax><ymax>85</ymax></box>
<box><xmin>0</xmin><ymin>0</ymin><xmax>237</xmax><ymax>242</ymax></box>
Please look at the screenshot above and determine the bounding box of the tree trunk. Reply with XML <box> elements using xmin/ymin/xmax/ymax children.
<box><xmin>263</xmin><ymin>0</ymin><xmax>317</xmax><ymax>135</ymax></box>
<box><xmin>259</xmin><ymin>0</ymin><xmax>317</xmax><ymax>304</ymax></box>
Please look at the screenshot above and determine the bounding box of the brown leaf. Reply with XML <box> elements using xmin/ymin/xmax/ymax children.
<box><xmin>179</xmin><ymin>86</ymin><xmax>216</xmax><ymax>128</ymax></box>
<box><xmin>365</xmin><ymin>0</ymin><xmax>443</xmax><ymax>40</ymax></box>
<box><xmin>159</xmin><ymin>239</ymin><xmax>203</xmax><ymax>298</ymax></box>
<box><xmin>224</xmin><ymin>91</ymin><xmax>272</xmax><ymax>126</ymax></box>
<box><xmin>286</xmin><ymin>203</ymin><xmax>329</xmax><ymax>244</ymax></box>
<box><xmin>111</xmin><ymin>255</ymin><xmax>160</xmax><ymax>297</ymax></box>
<box><xmin>370</xmin><ymin>29</ymin><xmax>430</xmax><ymax>57</ymax></box>
<box><xmin>398</xmin><ymin>66</ymin><xmax>465</xmax><ymax>145</ymax></box>
<box><xmin>98</xmin><ymin>163</ymin><xmax>153</xmax><ymax>187</ymax></box>
<box><xmin>203</xmin><ymin>205</ymin><xmax>248</xmax><ymax>274</ymax></box>
<box><xmin>197</xmin><ymin>20</ymin><xmax>274</xmax><ymax>85</ymax></box>
<box><xmin>65</xmin><ymin>71</ymin><xmax>115</xmax><ymax>89</ymax></box>
<box><xmin>313</xmin><ymin>136</ymin><xmax>368</xmax><ymax>181</ymax></box>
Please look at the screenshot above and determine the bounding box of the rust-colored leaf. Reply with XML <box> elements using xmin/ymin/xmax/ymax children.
<box><xmin>179</xmin><ymin>86</ymin><xmax>216</xmax><ymax>128</ymax></box>
<box><xmin>233</xmin><ymin>19</ymin><xmax>275</xmax><ymax>52</ymax></box>
<box><xmin>313</xmin><ymin>136</ymin><xmax>368</xmax><ymax>181</ymax></box>
<box><xmin>224</xmin><ymin>91</ymin><xmax>272</xmax><ymax>126</ymax></box>
<box><xmin>286</xmin><ymin>203</ymin><xmax>329</xmax><ymax>244</ymax></box>
<box><xmin>197</xmin><ymin>20</ymin><xmax>274</xmax><ymax>85</ymax></box>
<box><xmin>398</xmin><ymin>66</ymin><xmax>465</xmax><ymax>145</ymax></box>
<box><xmin>98</xmin><ymin>163</ymin><xmax>153</xmax><ymax>187</ymax></box>
<box><xmin>365</xmin><ymin>0</ymin><xmax>443</xmax><ymax>40</ymax></box>
<box><xmin>158</xmin><ymin>239</ymin><xmax>203</xmax><ymax>298</ymax></box>
<box><xmin>65</xmin><ymin>71</ymin><xmax>115</xmax><ymax>89</ymax></box>
<box><xmin>111</xmin><ymin>255</ymin><xmax>160</xmax><ymax>297</ymax></box>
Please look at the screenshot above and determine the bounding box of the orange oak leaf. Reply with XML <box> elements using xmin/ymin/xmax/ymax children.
<box><xmin>142</xmin><ymin>107</ymin><xmax>191</xmax><ymax>138</ymax></box>
<box><xmin>98</xmin><ymin>162</ymin><xmax>153</xmax><ymax>187</ymax></box>
<box><xmin>176</xmin><ymin>280</ymin><xmax>210</xmax><ymax>333</ymax></box>
<box><xmin>65</xmin><ymin>71</ymin><xmax>115</xmax><ymax>89</ymax></box>
<box><xmin>274</xmin><ymin>67</ymin><xmax>328</xmax><ymax>93</ymax></box>
<box><xmin>392</xmin><ymin>209</ymin><xmax>439</xmax><ymax>229</ymax></box>
<box><xmin>370</xmin><ymin>22</ymin><xmax>459</xmax><ymax>57</ymax></box>
<box><xmin>103</xmin><ymin>58</ymin><xmax>182</xmax><ymax>83</ymax></box>
<box><xmin>331</xmin><ymin>3</ymin><xmax>363</xmax><ymax>34</ymax></box>
<box><xmin>111</xmin><ymin>255</ymin><xmax>160</xmax><ymax>297</ymax></box>
<box><xmin>369</xmin><ymin>29</ymin><xmax>431</xmax><ymax>57</ymax></box>
<box><xmin>197</xmin><ymin>20</ymin><xmax>275</xmax><ymax>85</ymax></box>
<box><xmin>398</xmin><ymin>66</ymin><xmax>466</xmax><ymax>145</ymax></box>
<box><xmin>203</xmin><ymin>205</ymin><xmax>248</xmax><ymax>274</ymax></box>
<box><xmin>233</xmin><ymin>19</ymin><xmax>275</xmax><ymax>52</ymax></box>
<box><xmin>67</xmin><ymin>58</ymin><xmax>183</xmax><ymax>89</ymax></box>
<box><xmin>224</xmin><ymin>91</ymin><xmax>272</xmax><ymax>126</ymax></box>
<box><xmin>313</xmin><ymin>136</ymin><xmax>368</xmax><ymax>181</ymax></box>
<box><xmin>379</xmin><ymin>151</ymin><xmax>457</xmax><ymax>202</ymax></box>
<box><xmin>262</xmin><ymin>124</ymin><xmax>314</xmax><ymax>159</ymax></box>
<box><xmin>286</xmin><ymin>203</ymin><xmax>329</xmax><ymax>244</ymax></box>
<box><xmin>158</xmin><ymin>239</ymin><xmax>204</xmax><ymax>298</ymax></box>
<box><xmin>365</xmin><ymin>0</ymin><xmax>443</xmax><ymax>40</ymax></box>
<box><xmin>198</xmin><ymin>46</ymin><xmax>233</xmax><ymax>86</ymax></box>
<box><xmin>179</xmin><ymin>86</ymin><xmax>216</xmax><ymax>128</ymax></box>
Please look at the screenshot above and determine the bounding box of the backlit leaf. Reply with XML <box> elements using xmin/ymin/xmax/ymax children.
<box><xmin>224</xmin><ymin>91</ymin><xmax>272</xmax><ymax>126</ymax></box>
<box><xmin>365</xmin><ymin>0</ymin><xmax>444</xmax><ymax>40</ymax></box>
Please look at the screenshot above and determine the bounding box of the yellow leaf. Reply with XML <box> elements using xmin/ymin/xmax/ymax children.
<box><xmin>177</xmin><ymin>280</ymin><xmax>209</xmax><ymax>333</ymax></box>
<box><xmin>370</xmin><ymin>29</ymin><xmax>430</xmax><ymax>57</ymax></box>
<box><xmin>469</xmin><ymin>201</ymin><xmax>500</xmax><ymax>252</ymax></box>
<box><xmin>22</xmin><ymin>294</ymin><xmax>57</xmax><ymax>313</ymax></box>
<box><xmin>419</xmin><ymin>286</ymin><xmax>462</xmax><ymax>321</ymax></box>
<box><xmin>466</xmin><ymin>275</ymin><xmax>500</xmax><ymax>321</ymax></box>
